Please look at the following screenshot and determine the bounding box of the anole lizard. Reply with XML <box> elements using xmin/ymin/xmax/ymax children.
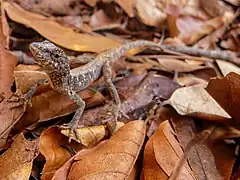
<box><xmin>29</xmin><ymin>40</ymin><xmax>162</xmax><ymax>141</ymax></box>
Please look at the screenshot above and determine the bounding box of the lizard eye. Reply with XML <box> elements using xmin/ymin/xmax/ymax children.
<box><xmin>52</xmin><ymin>53</ymin><xmax>60</xmax><ymax>58</ymax></box>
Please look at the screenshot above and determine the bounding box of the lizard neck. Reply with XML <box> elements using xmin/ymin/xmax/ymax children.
<box><xmin>47</xmin><ymin>69</ymin><xmax>72</xmax><ymax>93</ymax></box>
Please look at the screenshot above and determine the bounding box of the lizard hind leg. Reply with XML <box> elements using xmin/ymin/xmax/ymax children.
<box><xmin>62</xmin><ymin>90</ymin><xmax>86</xmax><ymax>143</ymax></box>
<box><xmin>102</xmin><ymin>61</ymin><xmax>123</xmax><ymax>134</ymax></box>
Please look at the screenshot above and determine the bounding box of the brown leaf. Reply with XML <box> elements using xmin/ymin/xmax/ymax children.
<box><xmin>67</xmin><ymin>120</ymin><xmax>146</xmax><ymax>179</ymax></box>
<box><xmin>90</xmin><ymin>10</ymin><xmax>122</xmax><ymax>30</ymax></box>
<box><xmin>61</xmin><ymin>123</ymin><xmax>124</xmax><ymax>146</ymax></box>
<box><xmin>135</xmin><ymin>0</ymin><xmax>166</xmax><ymax>27</ymax></box>
<box><xmin>172</xmin><ymin>114</ymin><xmax>224</xmax><ymax>179</ymax></box>
<box><xmin>177</xmin><ymin>16</ymin><xmax>229</xmax><ymax>45</ymax></box>
<box><xmin>0</xmin><ymin>2</ymin><xmax>21</xmax><ymax>146</ymax></box>
<box><xmin>199</xmin><ymin>0</ymin><xmax>226</xmax><ymax>17</ymax></box>
<box><xmin>0</xmin><ymin>133</ymin><xmax>39</xmax><ymax>179</ymax></box>
<box><xmin>3</xmin><ymin>2</ymin><xmax>119</xmax><ymax>52</ymax></box>
<box><xmin>143</xmin><ymin>120</ymin><xmax>196</xmax><ymax>179</ymax></box>
<box><xmin>206</xmin><ymin>72</ymin><xmax>240</xmax><ymax>124</ymax></box>
<box><xmin>157</xmin><ymin>58</ymin><xmax>209</xmax><ymax>73</ymax></box>
<box><xmin>177</xmin><ymin>74</ymin><xmax>207</xmax><ymax>86</ymax></box>
<box><xmin>165</xmin><ymin>84</ymin><xmax>231</xmax><ymax>121</ymax></box>
<box><xmin>115</xmin><ymin>0</ymin><xmax>135</xmax><ymax>17</ymax></box>
<box><xmin>84</xmin><ymin>0</ymin><xmax>98</xmax><ymax>7</ymax></box>
<box><xmin>40</xmin><ymin>127</ymin><xmax>72</xmax><ymax>180</ymax></box>
<box><xmin>142</xmin><ymin>135</ymin><xmax>168</xmax><ymax>180</ymax></box>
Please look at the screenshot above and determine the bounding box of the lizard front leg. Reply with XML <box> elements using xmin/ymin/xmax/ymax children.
<box><xmin>8</xmin><ymin>78</ymin><xmax>48</xmax><ymax>110</ymax></box>
<box><xmin>102</xmin><ymin>61</ymin><xmax>122</xmax><ymax>134</ymax></box>
<box><xmin>65</xmin><ymin>90</ymin><xmax>85</xmax><ymax>143</ymax></box>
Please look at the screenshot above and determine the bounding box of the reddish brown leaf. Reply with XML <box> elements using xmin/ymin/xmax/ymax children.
<box><xmin>40</xmin><ymin>127</ymin><xmax>72</xmax><ymax>180</ymax></box>
<box><xmin>67</xmin><ymin>120</ymin><xmax>146</xmax><ymax>179</ymax></box>
<box><xmin>206</xmin><ymin>72</ymin><xmax>240</xmax><ymax>124</ymax></box>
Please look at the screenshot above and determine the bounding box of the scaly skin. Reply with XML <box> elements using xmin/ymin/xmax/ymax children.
<box><xmin>29</xmin><ymin>40</ymin><xmax>162</xmax><ymax>142</ymax></box>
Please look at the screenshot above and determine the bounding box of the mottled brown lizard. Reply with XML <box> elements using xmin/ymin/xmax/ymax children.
<box><xmin>29</xmin><ymin>40</ymin><xmax>163</xmax><ymax>141</ymax></box>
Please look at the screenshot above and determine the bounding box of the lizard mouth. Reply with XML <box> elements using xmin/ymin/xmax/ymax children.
<box><xmin>29</xmin><ymin>43</ymin><xmax>39</xmax><ymax>56</ymax></box>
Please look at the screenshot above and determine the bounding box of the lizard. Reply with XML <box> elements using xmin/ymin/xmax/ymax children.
<box><xmin>28</xmin><ymin>40</ymin><xmax>163</xmax><ymax>141</ymax></box>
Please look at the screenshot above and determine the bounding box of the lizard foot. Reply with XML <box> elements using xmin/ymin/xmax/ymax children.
<box><xmin>60</xmin><ymin>123</ymin><xmax>81</xmax><ymax>143</ymax></box>
<box><xmin>7</xmin><ymin>90</ymin><xmax>32</xmax><ymax>111</ymax></box>
<box><xmin>106</xmin><ymin>103</ymin><xmax>129</xmax><ymax>134</ymax></box>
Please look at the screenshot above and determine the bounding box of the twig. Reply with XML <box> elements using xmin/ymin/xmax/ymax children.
<box><xmin>162</xmin><ymin>45</ymin><xmax>232</xmax><ymax>61</ymax></box>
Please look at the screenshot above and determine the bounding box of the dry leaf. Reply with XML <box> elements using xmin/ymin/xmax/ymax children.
<box><xmin>164</xmin><ymin>84</ymin><xmax>231</xmax><ymax>121</ymax></box>
<box><xmin>115</xmin><ymin>0</ymin><xmax>134</xmax><ymax>17</ymax></box>
<box><xmin>157</xmin><ymin>58</ymin><xmax>208</xmax><ymax>73</ymax></box>
<box><xmin>142</xmin><ymin>134</ymin><xmax>168</xmax><ymax>179</ymax></box>
<box><xmin>84</xmin><ymin>0</ymin><xmax>98</xmax><ymax>7</ymax></box>
<box><xmin>199</xmin><ymin>0</ymin><xmax>226</xmax><ymax>17</ymax></box>
<box><xmin>216</xmin><ymin>60</ymin><xmax>240</xmax><ymax>76</ymax></box>
<box><xmin>206</xmin><ymin>72</ymin><xmax>240</xmax><ymax>124</ymax></box>
<box><xmin>0</xmin><ymin>134</ymin><xmax>39</xmax><ymax>179</ymax></box>
<box><xmin>177</xmin><ymin>74</ymin><xmax>207</xmax><ymax>86</ymax></box>
<box><xmin>143</xmin><ymin>120</ymin><xmax>196</xmax><ymax>179</ymax></box>
<box><xmin>135</xmin><ymin>0</ymin><xmax>166</xmax><ymax>27</ymax></box>
<box><xmin>40</xmin><ymin>127</ymin><xmax>72</xmax><ymax>180</ymax></box>
<box><xmin>0</xmin><ymin>2</ymin><xmax>21</xmax><ymax>146</ymax></box>
<box><xmin>172</xmin><ymin>115</ymin><xmax>224</xmax><ymax>179</ymax></box>
<box><xmin>67</xmin><ymin>120</ymin><xmax>146</xmax><ymax>179</ymax></box>
<box><xmin>3</xmin><ymin>2</ymin><xmax>119</xmax><ymax>52</ymax></box>
<box><xmin>61</xmin><ymin>122</ymin><xmax>124</xmax><ymax>146</ymax></box>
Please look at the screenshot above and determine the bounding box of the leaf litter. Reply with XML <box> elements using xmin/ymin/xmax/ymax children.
<box><xmin>0</xmin><ymin>0</ymin><xmax>240</xmax><ymax>179</ymax></box>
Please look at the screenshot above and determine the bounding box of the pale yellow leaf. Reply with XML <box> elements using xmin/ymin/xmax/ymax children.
<box><xmin>164</xmin><ymin>84</ymin><xmax>231</xmax><ymax>120</ymax></box>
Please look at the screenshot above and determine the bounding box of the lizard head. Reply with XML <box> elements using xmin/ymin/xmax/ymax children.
<box><xmin>29</xmin><ymin>40</ymin><xmax>71</xmax><ymax>92</ymax></box>
<box><xmin>29</xmin><ymin>40</ymin><xmax>70</xmax><ymax>74</ymax></box>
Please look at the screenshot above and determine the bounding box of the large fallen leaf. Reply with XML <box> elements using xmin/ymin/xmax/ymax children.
<box><xmin>3</xmin><ymin>2</ymin><xmax>119</xmax><ymax>52</ymax></box>
<box><xmin>0</xmin><ymin>2</ymin><xmax>21</xmax><ymax>146</ymax></box>
<box><xmin>40</xmin><ymin>127</ymin><xmax>72</xmax><ymax>180</ymax></box>
<box><xmin>164</xmin><ymin>84</ymin><xmax>231</xmax><ymax>121</ymax></box>
<box><xmin>0</xmin><ymin>133</ymin><xmax>39</xmax><ymax>179</ymax></box>
<box><xmin>206</xmin><ymin>72</ymin><xmax>240</xmax><ymax>124</ymax></box>
<box><xmin>143</xmin><ymin>120</ymin><xmax>196</xmax><ymax>179</ymax></box>
<box><xmin>67</xmin><ymin>120</ymin><xmax>146</xmax><ymax>179</ymax></box>
<box><xmin>172</xmin><ymin>115</ymin><xmax>226</xmax><ymax>179</ymax></box>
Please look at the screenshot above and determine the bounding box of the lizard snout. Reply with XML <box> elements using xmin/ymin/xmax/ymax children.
<box><xmin>29</xmin><ymin>42</ymin><xmax>40</xmax><ymax>56</ymax></box>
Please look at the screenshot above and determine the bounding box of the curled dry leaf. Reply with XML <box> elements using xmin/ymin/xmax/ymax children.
<box><xmin>0</xmin><ymin>133</ymin><xmax>39</xmax><ymax>179</ymax></box>
<box><xmin>206</xmin><ymin>72</ymin><xmax>240</xmax><ymax>124</ymax></box>
<box><xmin>3</xmin><ymin>2</ymin><xmax>119</xmax><ymax>52</ymax></box>
<box><xmin>67</xmin><ymin>120</ymin><xmax>146</xmax><ymax>179</ymax></box>
<box><xmin>164</xmin><ymin>84</ymin><xmax>231</xmax><ymax>121</ymax></box>
<box><xmin>61</xmin><ymin>122</ymin><xmax>124</xmax><ymax>146</ymax></box>
<box><xmin>143</xmin><ymin>120</ymin><xmax>196</xmax><ymax>180</ymax></box>
<box><xmin>40</xmin><ymin>127</ymin><xmax>72</xmax><ymax>180</ymax></box>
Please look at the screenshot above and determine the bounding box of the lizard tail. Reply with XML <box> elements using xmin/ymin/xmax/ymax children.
<box><xmin>116</xmin><ymin>40</ymin><xmax>161</xmax><ymax>59</ymax></box>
